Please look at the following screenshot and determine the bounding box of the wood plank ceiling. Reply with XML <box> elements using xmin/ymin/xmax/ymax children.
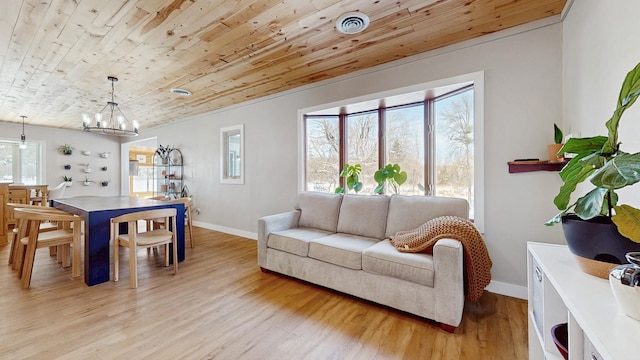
<box><xmin>0</xmin><ymin>0</ymin><xmax>566</xmax><ymax>132</ymax></box>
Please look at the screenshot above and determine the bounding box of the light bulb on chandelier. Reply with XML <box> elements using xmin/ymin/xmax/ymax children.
<box><xmin>82</xmin><ymin>76</ymin><xmax>139</xmax><ymax>137</ymax></box>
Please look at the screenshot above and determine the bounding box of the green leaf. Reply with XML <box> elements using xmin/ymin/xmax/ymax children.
<box><xmin>353</xmin><ymin>182</ymin><xmax>363</xmax><ymax>193</ymax></box>
<box><xmin>574</xmin><ymin>187</ymin><xmax>607</xmax><ymax>220</ymax></box>
<box><xmin>553</xmin><ymin>157</ymin><xmax>597</xmax><ymax>210</ymax></box>
<box><xmin>554</xmin><ymin>124</ymin><xmax>563</xmax><ymax>144</ymax></box>
<box><xmin>394</xmin><ymin>171</ymin><xmax>407</xmax><ymax>186</ymax></box>
<box><xmin>374</xmin><ymin>169</ymin><xmax>386</xmax><ymax>184</ymax></box>
<box><xmin>604</xmin><ymin>63</ymin><xmax>640</xmax><ymax>153</ymax></box>
<box><xmin>612</xmin><ymin>204</ymin><xmax>640</xmax><ymax>243</ymax></box>
<box><xmin>545</xmin><ymin>209</ymin><xmax>569</xmax><ymax>226</ymax></box>
<box><xmin>374</xmin><ymin>184</ymin><xmax>384</xmax><ymax>194</ymax></box>
<box><xmin>559</xmin><ymin>136</ymin><xmax>607</xmax><ymax>156</ymax></box>
<box><xmin>590</xmin><ymin>152</ymin><xmax>640</xmax><ymax>190</ymax></box>
<box><xmin>335</xmin><ymin>187</ymin><xmax>344</xmax><ymax>194</ymax></box>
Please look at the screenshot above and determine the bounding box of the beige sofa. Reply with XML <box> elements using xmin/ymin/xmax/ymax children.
<box><xmin>257</xmin><ymin>192</ymin><xmax>470</xmax><ymax>330</ymax></box>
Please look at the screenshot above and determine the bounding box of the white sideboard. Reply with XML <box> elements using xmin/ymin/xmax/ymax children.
<box><xmin>527</xmin><ymin>242</ymin><xmax>640</xmax><ymax>360</ymax></box>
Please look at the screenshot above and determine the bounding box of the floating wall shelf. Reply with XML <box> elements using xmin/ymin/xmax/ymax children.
<box><xmin>508</xmin><ymin>160</ymin><xmax>567</xmax><ymax>173</ymax></box>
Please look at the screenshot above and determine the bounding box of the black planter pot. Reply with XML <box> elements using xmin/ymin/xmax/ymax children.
<box><xmin>562</xmin><ymin>214</ymin><xmax>640</xmax><ymax>278</ymax></box>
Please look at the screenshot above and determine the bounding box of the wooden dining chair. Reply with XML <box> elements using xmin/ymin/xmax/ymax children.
<box><xmin>152</xmin><ymin>197</ymin><xmax>194</xmax><ymax>248</ymax></box>
<box><xmin>112</xmin><ymin>208</ymin><xmax>178</xmax><ymax>288</ymax></box>
<box><xmin>7</xmin><ymin>203</ymin><xmax>68</xmax><ymax>268</ymax></box>
<box><xmin>13</xmin><ymin>207</ymin><xmax>82</xmax><ymax>288</ymax></box>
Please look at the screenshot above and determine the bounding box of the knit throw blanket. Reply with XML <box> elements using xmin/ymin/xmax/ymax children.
<box><xmin>389</xmin><ymin>216</ymin><xmax>492</xmax><ymax>302</ymax></box>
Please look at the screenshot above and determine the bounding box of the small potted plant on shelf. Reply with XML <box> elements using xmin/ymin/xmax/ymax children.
<box><xmin>62</xmin><ymin>175</ymin><xmax>73</xmax><ymax>187</ymax></box>
<box><xmin>64</xmin><ymin>164</ymin><xmax>71</xmax><ymax>170</ymax></box>
<box><xmin>548</xmin><ymin>124</ymin><xmax>564</xmax><ymax>163</ymax></box>
<box><xmin>83</xmin><ymin>177</ymin><xmax>94</xmax><ymax>186</ymax></box>
<box><xmin>100</xmin><ymin>179</ymin><xmax>110</xmax><ymax>187</ymax></box>
<box><xmin>58</xmin><ymin>144</ymin><xmax>74</xmax><ymax>155</ymax></box>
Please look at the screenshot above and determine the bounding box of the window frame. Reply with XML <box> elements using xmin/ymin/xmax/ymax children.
<box><xmin>298</xmin><ymin>71</ymin><xmax>484</xmax><ymax>232</ymax></box>
<box><xmin>0</xmin><ymin>137</ymin><xmax>45</xmax><ymax>185</ymax></box>
<box><xmin>220</xmin><ymin>124</ymin><xmax>245</xmax><ymax>185</ymax></box>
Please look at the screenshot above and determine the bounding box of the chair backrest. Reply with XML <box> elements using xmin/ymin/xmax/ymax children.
<box><xmin>48</xmin><ymin>182</ymin><xmax>66</xmax><ymax>201</ymax></box>
<box><xmin>8</xmin><ymin>202</ymin><xmax>70</xmax><ymax>213</ymax></box>
<box><xmin>112</xmin><ymin>208</ymin><xmax>177</xmax><ymax>224</ymax></box>
<box><xmin>169</xmin><ymin>197</ymin><xmax>192</xmax><ymax>208</ymax></box>
<box><xmin>13</xmin><ymin>207</ymin><xmax>79</xmax><ymax>222</ymax></box>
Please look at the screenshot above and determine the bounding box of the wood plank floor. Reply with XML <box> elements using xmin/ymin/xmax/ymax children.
<box><xmin>0</xmin><ymin>227</ymin><xmax>528</xmax><ymax>359</ymax></box>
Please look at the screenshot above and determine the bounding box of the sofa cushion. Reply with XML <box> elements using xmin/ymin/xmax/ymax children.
<box><xmin>385</xmin><ymin>194</ymin><xmax>469</xmax><ymax>238</ymax></box>
<box><xmin>362</xmin><ymin>239</ymin><xmax>435</xmax><ymax>287</ymax></box>
<box><xmin>337</xmin><ymin>195</ymin><xmax>390</xmax><ymax>239</ymax></box>
<box><xmin>308</xmin><ymin>233</ymin><xmax>379</xmax><ymax>270</ymax></box>
<box><xmin>268</xmin><ymin>227</ymin><xmax>333</xmax><ymax>257</ymax></box>
<box><xmin>295</xmin><ymin>192</ymin><xmax>343</xmax><ymax>232</ymax></box>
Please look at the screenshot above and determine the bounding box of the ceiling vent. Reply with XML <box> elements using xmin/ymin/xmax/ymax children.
<box><xmin>336</xmin><ymin>12</ymin><xmax>370</xmax><ymax>34</ymax></box>
<box><xmin>170</xmin><ymin>88</ymin><xmax>192</xmax><ymax>96</ymax></box>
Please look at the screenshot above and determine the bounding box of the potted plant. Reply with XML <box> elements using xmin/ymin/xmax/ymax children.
<box><xmin>548</xmin><ymin>124</ymin><xmax>564</xmax><ymax>163</ymax></box>
<box><xmin>335</xmin><ymin>164</ymin><xmax>363</xmax><ymax>194</ymax></box>
<box><xmin>62</xmin><ymin>175</ymin><xmax>73</xmax><ymax>187</ymax></box>
<box><xmin>58</xmin><ymin>144</ymin><xmax>74</xmax><ymax>155</ymax></box>
<box><xmin>156</xmin><ymin>144</ymin><xmax>173</xmax><ymax>164</ymax></box>
<box><xmin>374</xmin><ymin>164</ymin><xmax>407</xmax><ymax>194</ymax></box>
<box><xmin>64</xmin><ymin>164</ymin><xmax>71</xmax><ymax>170</ymax></box>
<box><xmin>546</xmin><ymin>62</ymin><xmax>640</xmax><ymax>277</ymax></box>
<box><xmin>83</xmin><ymin>177</ymin><xmax>94</xmax><ymax>186</ymax></box>
<box><xmin>100</xmin><ymin>179</ymin><xmax>110</xmax><ymax>187</ymax></box>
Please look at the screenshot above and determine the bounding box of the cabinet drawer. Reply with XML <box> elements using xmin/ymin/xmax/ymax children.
<box><xmin>8</xmin><ymin>189</ymin><xmax>29</xmax><ymax>202</ymax></box>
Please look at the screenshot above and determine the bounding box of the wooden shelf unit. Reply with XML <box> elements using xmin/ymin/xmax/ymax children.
<box><xmin>527</xmin><ymin>242</ymin><xmax>638</xmax><ymax>360</ymax></box>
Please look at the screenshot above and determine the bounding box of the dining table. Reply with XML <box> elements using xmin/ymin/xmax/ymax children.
<box><xmin>53</xmin><ymin>196</ymin><xmax>185</xmax><ymax>286</ymax></box>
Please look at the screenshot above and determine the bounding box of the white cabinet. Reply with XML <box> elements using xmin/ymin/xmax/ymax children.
<box><xmin>527</xmin><ymin>242</ymin><xmax>639</xmax><ymax>360</ymax></box>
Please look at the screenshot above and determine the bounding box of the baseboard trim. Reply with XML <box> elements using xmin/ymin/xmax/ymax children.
<box><xmin>486</xmin><ymin>280</ymin><xmax>527</xmax><ymax>300</ymax></box>
<box><xmin>192</xmin><ymin>221</ymin><xmax>257</xmax><ymax>240</ymax></box>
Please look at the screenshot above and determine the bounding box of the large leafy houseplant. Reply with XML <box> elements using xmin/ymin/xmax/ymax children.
<box><xmin>546</xmin><ymin>62</ymin><xmax>640</xmax><ymax>243</ymax></box>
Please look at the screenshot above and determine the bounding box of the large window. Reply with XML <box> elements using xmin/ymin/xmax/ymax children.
<box><xmin>305</xmin><ymin>116</ymin><xmax>340</xmax><ymax>193</ymax></box>
<box><xmin>0</xmin><ymin>140</ymin><xmax>43</xmax><ymax>184</ymax></box>
<box><xmin>303</xmin><ymin>83</ymin><xmax>477</xmax><ymax>220</ymax></box>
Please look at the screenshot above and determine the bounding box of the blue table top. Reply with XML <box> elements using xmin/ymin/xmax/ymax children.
<box><xmin>53</xmin><ymin>196</ymin><xmax>174</xmax><ymax>212</ymax></box>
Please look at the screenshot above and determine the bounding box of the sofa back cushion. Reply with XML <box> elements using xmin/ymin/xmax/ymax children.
<box><xmin>337</xmin><ymin>195</ymin><xmax>390</xmax><ymax>239</ymax></box>
<box><xmin>295</xmin><ymin>192</ymin><xmax>343</xmax><ymax>232</ymax></box>
<box><xmin>385</xmin><ymin>194</ymin><xmax>469</xmax><ymax>238</ymax></box>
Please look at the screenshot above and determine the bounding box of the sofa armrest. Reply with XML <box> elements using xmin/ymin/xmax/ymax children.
<box><xmin>433</xmin><ymin>238</ymin><xmax>465</xmax><ymax>327</ymax></box>
<box><xmin>257</xmin><ymin>210</ymin><xmax>301</xmax><ymax>267</ymax></box>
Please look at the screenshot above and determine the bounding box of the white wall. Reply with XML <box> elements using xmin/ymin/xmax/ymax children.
<box><xmin>0</xmin><ymin>122</ymin><xmax>122</xmax><ymax>197</ymax></box>
<box><xmin>563</xmin><ymin>0</ymin><xmax>640</xmax><ymax>207</ymax></box>
<box><xmin>142</xmin><ymin>18</ymin><xmax>566</xmax><ymax>295</ymax></box>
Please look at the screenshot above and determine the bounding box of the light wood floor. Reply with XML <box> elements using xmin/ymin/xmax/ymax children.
<box><xmin>0</xmin><ymin>227</ymin><xmax>528</xmax><ymax>359</ymax></box>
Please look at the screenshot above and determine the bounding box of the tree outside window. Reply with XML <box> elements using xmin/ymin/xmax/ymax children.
<box><xmin>303</xmin><ymin>85</ymin><xmax>474</xmax><ymax>219</ymax></box>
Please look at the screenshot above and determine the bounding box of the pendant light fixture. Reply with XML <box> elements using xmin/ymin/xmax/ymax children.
<box><xmin>18</xmin><ymin>115</ymin><xmax>27</xmax><ymax>150</ymax></box>
<box><xmin>82</xmin><ymin>76</ymin><xmax>139</xmax><ymax>136</ymax></box>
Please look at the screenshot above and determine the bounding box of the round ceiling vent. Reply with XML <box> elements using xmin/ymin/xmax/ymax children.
<box><xmin>336</xmin><ymin>12</ymin><xmax>370</xmax><ymax>34</ymax></box>
<box><xmin>170</xmin><ymin>88</ymin><xmax>192</xmax><ymax>96</ymax></box>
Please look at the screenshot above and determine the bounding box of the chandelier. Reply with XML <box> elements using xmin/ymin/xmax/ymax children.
<box><xmin>82</xmin><ymin>76</ymin><xmax>139</xmax><ymax>136</ymax></box>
